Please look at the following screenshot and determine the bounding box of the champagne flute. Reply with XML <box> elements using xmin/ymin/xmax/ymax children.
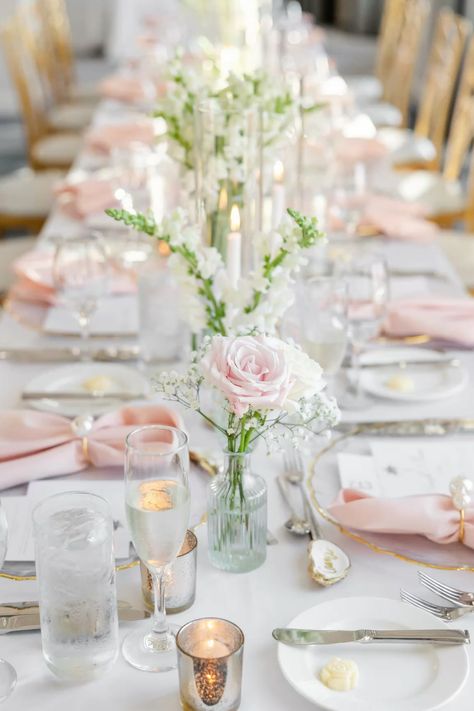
<box><xmin>341</xmin><ymin>254</ymin><xmax>389</xmax><ymax>408</ymax></box>
<box><xmin>123</xmin><ymin>425</ymin><xmax>190</xmax><ymax>672</ymax></box>
<box><xmin>53</xmin><ymin>234</ymin><xmax>110</xmax><ymax>344</ymax></box>
<box><xmin>0</xmin><ymin>502</ymin><xmax>17</xmax><ymax>702</ymax></box>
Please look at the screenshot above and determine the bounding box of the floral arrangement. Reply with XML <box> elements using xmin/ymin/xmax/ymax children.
<box><xmin>155</xmin><ymin>332</ymin><xmax>339</xmax><ymax>459</ymax></box>
<box><xmin>106</xmin><ymin>206</ymin><xmax>325</xmax><ymax>334</ymax></box>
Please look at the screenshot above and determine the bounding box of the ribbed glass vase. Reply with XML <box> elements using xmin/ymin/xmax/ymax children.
<box><xmin>207</xmin><ymin>451</ymin><xmax>267</xmax><ymax>573</ymax></box>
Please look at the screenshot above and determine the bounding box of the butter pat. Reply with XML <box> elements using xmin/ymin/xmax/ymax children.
<box><xmin>384</xmin><ymin>374</ymin><xmax>415</xmax><ymax>392</ymax></box>
<box><xmin>319</xmin><ymin>657</ymin><xmax>358</xmax><ymax>691</ymax></box>
<box><xmin>82</xmin><ymin>375</ymin><xmax>117</xmax><ymax>393</ymax></box>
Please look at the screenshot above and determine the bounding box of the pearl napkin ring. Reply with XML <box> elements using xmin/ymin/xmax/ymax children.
<box><xmin>449</xmin><ymin>477</ymin><xmax>473</xmax><ymax>543</ymax></box>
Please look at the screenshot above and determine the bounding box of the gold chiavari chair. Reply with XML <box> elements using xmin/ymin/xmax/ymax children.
<box><xmin>346</xmin><ymin>0</ymin><xmax>407</xmax><ymax>104</ymax></box>
<box><xmin>384</xmin><ymin>95</ymin><xmax>474</xmax><ymax>230</ymax></box>
<box><xmin>37</xmin><ymin>0</ymin><xmax>98</xmax><ymax>106</ymax></box>
<box><xmin>1</xmin><ymin>18</ymin><xmax>82</xmax><ymax>171</ymax></box>
<box><xmin>378</xmin><ymin>9</ymin><xmax>471</xmax><ymax>170</ymax></box>
<box><xmin>364</xmin><ymin>0</ymin><xmax>430</xmax><ymax>129</ymax></box>
<box><xmin>17</xmin><ymin>2</ymin><xmax>94</xmax><ymax>132</ymax></box>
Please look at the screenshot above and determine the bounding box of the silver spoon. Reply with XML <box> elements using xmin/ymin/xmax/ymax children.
<box><xmin>277</xmin><ymin>476</ymin><xmax>311</xmax><ymax>536</ymax></box>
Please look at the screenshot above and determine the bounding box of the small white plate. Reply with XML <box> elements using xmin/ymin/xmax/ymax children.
<box><xmin>23</xmin><ymin>363</ymin><xmax>149</xmax><ymax>416</ymax></box>
<box><xmin>277</xmin><ymin>596</ymin><xmax>469</xmax><ymax>711</ymax></box>
<box><xmin>358</xmin><ymin>347</ymin><xmax>468</xmax><ymax>402</ymax></box>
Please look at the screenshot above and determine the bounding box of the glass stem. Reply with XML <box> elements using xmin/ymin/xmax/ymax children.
<box><xmin>151</xmin><ymin>567</ymin><xmax>168</xmax><ymax>637</ymax></box>
<box><xmin>350</xmin><ymin>340</ymin><xmax>362</xmax><ymax>397</ymax></box>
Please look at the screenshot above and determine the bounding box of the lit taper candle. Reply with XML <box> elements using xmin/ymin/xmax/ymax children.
<box><xmin>227</xmin><ymin>204</ymin><xmax>241</xmax><ymax>289</ymax></box>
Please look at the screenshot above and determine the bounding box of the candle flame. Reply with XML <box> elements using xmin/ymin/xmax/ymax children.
<box><xmin>230</xmin><ymin>204</ymin><xmax>240</xmax><ymax>231</ymax></box>
<box><xmin>273</xmin><ymin>159</ymin><xmax>284</xmax><ymax>183</ymax></box>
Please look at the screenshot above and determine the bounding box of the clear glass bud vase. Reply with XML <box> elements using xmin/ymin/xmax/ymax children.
<box><xmin>207</xmin><ymin>451</ymin><xmax>267</xmax><ymax>573</ymax></box>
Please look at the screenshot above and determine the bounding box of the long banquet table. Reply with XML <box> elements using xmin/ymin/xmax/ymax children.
<box><xmin>2</xmin><ymin>100</ymin><xmax>474</xmax><ymax>711</ymax></box>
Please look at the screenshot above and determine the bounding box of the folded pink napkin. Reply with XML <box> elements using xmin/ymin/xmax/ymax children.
<box><xmin>54</xmin><ymin>178</ymin><xmax>118</xmax><ymax>219</ymax></box>
<box><xmin>12</xmin><ymin>250</ymin><xmax>135</xmax><ymax>305</ymax></box>
<box><xmin>99</xmin><ymin>75</ymin><xmax>152</xmax><ymax>104</ymax></box>
<box><xmin>85</xmin><ymin>120</ymin><xmax>155</xmax><ymax>154</ymax></box>
<box><xmin>385</xmin><ymin>298</ymin><xmax>474</xmax><ymax>347</ymax></box>
<box><xmin>0</xmin><ymin>405</ymin><xmax>182</xmax><ymax>490</ymax></box>
<box><xmin>329</xmin><ymin>489</ymin><xmax>474</xmax><ymax>548</ymax></box>
<box><xmin>363</xmin><ymin>195</ymin><xmax>438</xmax><ymax>243</ymax></box>
<box><xmin>335</xmin><ymin>137</ymin><xmax>389</xmax><ymax>164</ymax></box>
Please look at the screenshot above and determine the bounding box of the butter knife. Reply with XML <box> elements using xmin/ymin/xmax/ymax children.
<box><xmin>22</xmin><ymin>391</ymin><xmax>146</xmax><ymax>401</ymax></box>
<box><xmin>357</xmin><ymin>357</ymin><xmax>459</xmax><ymax>369</ymax></box>
<box><xmin>335</xmin><ymin>419</ymin><xmax>474</xmax><ymax>437</ymax></box>
<box><xmin>272</xmin><ymin>628</ymin><xmax>470</xmax><ymax>646</ymax></box>
<box><xmin>0</xmin><ymin>601</ymin><xmax>150</xmax><ymax>633</ymax></box>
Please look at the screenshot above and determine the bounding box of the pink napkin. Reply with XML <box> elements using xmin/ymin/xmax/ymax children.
<box><xmin>329</xmin><ymin>489</ymin><xmax>474</xmax><ymax>548</ymax></box>
<box><xmin>335</xmin><ymin>137</ymin><xmax>389</xmax><ymax>164</ymax></box>
<box><xmin>99</xmin><ymin>75</ymin><xmax>152</xmax><ymax>104</ymax></box>
<box><xmin>85</xmin><ymin>120</ymin><xmax>155</xmax><ymax>154</ymax></box>
<box><xmin>385</xmin><ymin>298</ymin><xmax>474</xmax><ymax>347</ymax></box>
<box><xmin>12</xmin><ymin>250</ymin><xmax>136</xmax><ymax>305</ymax></box>
<box><xmin>0</xmin><ymin>405</ymin><xmax>183</xmax><ymax>490</ymax></box>
<box><xmin>54</xmin><ymin>178</ymin><xmax>118</xmax><ymax>219</ymax></box>
<box><xmin>363</xmin><ymin>195</ymin><xmax>438</xmax><ymax>243</ymax></box>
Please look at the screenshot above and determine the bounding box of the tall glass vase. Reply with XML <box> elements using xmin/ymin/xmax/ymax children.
<box><xmin>194</xmin><ymin>99</ymin><xmax>261</xmax><ymax>276</ymax></box>
<box><xmin>207</xmin><ymin>451</ymin><xmax>267</xmax><ymax>573</ymax></box>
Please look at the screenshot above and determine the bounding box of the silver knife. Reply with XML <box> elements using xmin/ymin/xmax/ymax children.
<box><xmin>0</xmin><ymin>347</ymin><xmax>140</xmax><ymax>363</ymax></box>
<box><xmin>22</xmin><ymin>391</ymin><xmax>146</xmax><ymax>401</ymax></box>
<box><xmin>272</xmin><ymin>628</ymin><xmax>470</xmax><ymax>646</ymax></box>
<box><xmin>357</xmin><ymin>357</ymin><xmax>459</xmax><ymax>369</ymax></box>
<box><xmin>0</xmin><ymin>601</ymin><xmax>150</xmax><ymax>633</ymax></box>
<box><xmin>335</xmin><ymin>419</ymin><xmax>474</xmax><ymax>437</ymax></box>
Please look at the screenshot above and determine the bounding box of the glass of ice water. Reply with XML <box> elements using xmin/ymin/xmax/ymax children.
<box><xmin>123</xmin><ymin>425</ymin><xmax>190</xmax><ymax>672</ymax></box>
<box><xmin>295</xmin><ymin>276</ymin><xmax>348</xmax><ymax>377</ymax></box>
<box><xmin>33</xmin><ymin>492</ymin><xmax>119</xmax><ymax>681</ymax></box>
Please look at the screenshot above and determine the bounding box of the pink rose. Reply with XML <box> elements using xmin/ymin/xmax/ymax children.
<box><xmin>200</xmin><ymin>335</ymin><xmax>292</xmax><ymax>417</ymax></box>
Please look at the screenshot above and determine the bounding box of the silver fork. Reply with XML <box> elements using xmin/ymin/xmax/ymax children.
<box><xmin>418</xmin><ymin>571</ymin><xmax>474</xmax><ymax>607</ymax></box>
<box><xmin>282</xmin><ymin>448</ymin><xmax>322</xmax><ymax>539</ymax></box>
<box><xmin>400</xmin><ymin>589</ymin><xmax>474</xmax><ymax>621</ymax></box>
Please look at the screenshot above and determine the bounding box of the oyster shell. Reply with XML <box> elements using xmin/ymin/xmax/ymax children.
<box><xmin>307</xmin><ymin>539</ymin><xmax>350</xmax><ymax>586</ymax></box>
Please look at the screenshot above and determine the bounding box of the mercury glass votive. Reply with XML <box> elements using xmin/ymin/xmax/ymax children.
<box><xmin>140</xmin><ymin>530</ymin><xmax>197</xmax><ymax>614</ymax></box>
<box><xmin>176</xmin><ymin>618</ymin><xmax>244</xmax><ymax>711</ymax></box>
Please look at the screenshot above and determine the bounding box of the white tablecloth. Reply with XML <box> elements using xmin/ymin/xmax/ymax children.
<box><xmin>1</xmin><ymin>107</ymin><xmax>474</xmax><ymax>711</ymax></box>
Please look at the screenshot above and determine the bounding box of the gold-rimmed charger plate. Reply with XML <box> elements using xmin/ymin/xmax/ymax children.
<box><xmin>307</xmin><ymin>426</ymin><xmax>474</xmax><ymax>571</ymax></box>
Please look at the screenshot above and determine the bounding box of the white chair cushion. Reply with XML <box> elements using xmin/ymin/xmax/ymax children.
<box><xmin>48</xmin><ymin>102</ymin><xmax>95</xmax><ymax>131</ymax></box>
<box><xmin>0</xmin><ymin>168</ymin><xmax>63</xmax><ymax>216</ymax></box>
<box><xmin>0</xmin><ymin>235</ymin><xmax>38</xmax><ymax>291</ymax></box>
<box><xmin>382</xmin><ymin>170</ymin><xmax>466</xmax><ymax>215</ymax></box>
<box><xmin>377</xmin><ymin>128</ymin><xmax>436</xmax><ymax>165</ymax></box>
<box><xmin>69</xmin><ymin>82</ymin><xmax>99</xmax><ymax>104</ymax></box>
<box><xmin>32</xmin><ymin>133</ymin><xmax>82</xmax><ymax>167</ymax></box>
<box><xmin>363</xmin><ymin>102</ymin><xmax>403</xmax><ymax>128</ymax></box>
<box><xmin>345</xmin><ymin>75</ymin><xmax>383</xmax><ymax>104</ymax></box>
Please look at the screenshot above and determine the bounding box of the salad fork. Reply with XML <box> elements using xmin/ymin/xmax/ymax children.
<box><xmin>400</xmin><ymin>589</ymin><xmax>473</xmax><ymax>622</ymax></box>
<box><xmin>418</xmin><ymin>571</ymin><xmax>474</xmax><ymax>607</ymax></box>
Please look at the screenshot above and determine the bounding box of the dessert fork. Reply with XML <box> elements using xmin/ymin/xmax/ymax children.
<box><xmin>418</xmin><ymin>571</ymin><xmax>474</xmax><ymax>607</ymax></box>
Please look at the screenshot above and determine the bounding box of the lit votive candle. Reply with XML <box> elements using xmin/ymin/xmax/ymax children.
<box><xmin>227</xmin><ymin>205</ymin><xmax>241</xmax><ymax>289</ymax></box>
<box><xmin>177</xmin><ymin>618</ymin><xmax>244</xmax><ymax>711</ymax></box>
<box><xmin>271</xmin><ymin>159</ymin><xmax>286</xmax><ymax>230</ymax></box>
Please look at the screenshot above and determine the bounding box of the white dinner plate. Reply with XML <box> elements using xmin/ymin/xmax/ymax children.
<box><xmin>23</xmin><ymin>363</ymin><xmax>150</xmax><ymax>416</ymax></box>
<box><xmin>277</xmin><ymin>596</ymin><xmax>469</xmax><ymax>711</ymax></box>
<box><xmin>358</xmin><ymin>347</ymin><xmax>468</xmax><ymax>402</ymax></box>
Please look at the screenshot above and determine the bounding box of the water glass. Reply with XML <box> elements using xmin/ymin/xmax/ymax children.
<box><xmin>342</xmin><ymin>254</ymin><xmax>389</xmax><ymax>408</ymax></box>
<box><xmin>329</xmin><ymin>162</ymin><xmax>367</xmax><ymax>238</ymax></box>
<box><xmin>140</xmin><ymin>529</ymin><xmax>197</xmax><ymax>614</ymax></box>
<box><xmin>138</xmin><ymin>255</ymin><xmax>187</xmax><ymax>364</ymax></box>
<box><xmin>33</xmin><ymin>492</ymin><xmax>119</xmax><ymax>681</ymax></box>
<box><xmin>0</xmin><ymin>502</ymin><xmax>17</xmax><ymax>702</ymax></box>
<box><xmin>53</xmin><ymin>233</ymin><xmax>110</xmax><ymax>343</ymax></box>
<box><xmin>123</xmin><ymin>425</ymin><xmax>190</xmax><ymax>672</ymax></box>
<box><xmin>291</xmin><ymin>276</ymin><xmax>348</xmax><ymax>376</ymax></box>
<box><xmin>177</xmin><ymin>618</ymin><xmax>244</xmax><ymax>711</ymax></box>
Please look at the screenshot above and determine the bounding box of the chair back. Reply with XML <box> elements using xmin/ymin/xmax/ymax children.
<box><xmin>443</xmin><ymin>95</ymin><xmax>474</xmax><ymax>182</ymax></box>
<box><xmin>375</xmin><ymin>0</ymin><xmax>407</xmax><ymax>86</ymax></box>
<box><xmin>1</xmin><ymin>18</ymin><xmax>49</xmax><ymax>159</ymax></box>
<box><xmin>415</xmin><ymin>9</ymin><xmax>471</xmax><ymax>164</ymax></box>
<box><xmin>383</xmin><ymin>0</ymin><xmax>430</xmax><ymax>127</ymax></box>
<box><xmin>37</xmin><ymin>0</ymin><xmax>75</xmax><ymax>102</ymax></box>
